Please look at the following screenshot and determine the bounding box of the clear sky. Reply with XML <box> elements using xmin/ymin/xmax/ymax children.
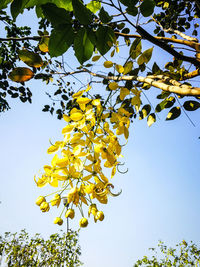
<box><xmin>1</xmin><ymin>6</ymin><xmax>200</xmax><ymax>267</ymax></box>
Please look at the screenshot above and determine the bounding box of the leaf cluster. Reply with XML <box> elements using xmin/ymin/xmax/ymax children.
<box><xmin>134</xmin><ymin>240</ymin><xmax>200</xmax><ymax>266</ymax></box>
<box><xmin>0</xmin><ymin>229</ymin><xmax>82</xmax><ymax>267</ymax></box>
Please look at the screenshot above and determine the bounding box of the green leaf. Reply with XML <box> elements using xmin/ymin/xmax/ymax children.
<box><xmin>140</xmin><ymin>0</ymin><xmax>155</xmax><ymax>17</ymax></box>
<box><xmin>11</xmin><ymin>0</ymin><xmax>29</xmax><ymax>20</ymax></box>
<box><xmin>86</xmin><ymin>0</ymin><xmax>101</xmax><ymax>13</ymax></box>
<box><xmin>26</xmin><ymin>0</ymin><xmax>73</xmax><ymax>11</ymax></box>
<box><xmin>157</xmin><ymin>91</ymin><xmax>171</xmax><ymax>99</ymax></box>
<box><xmin>139</xmin><ymin>104</ymin><xmax>151</xmax><ymax>120</ymax></box>
<box><xmin>74</xmin><ymin>28</ymin><xmax>94</xmax><ymax>64</ymax></box>
<box><xmin>99</xmin><ymin>7</ymin><xmax>113</xmax><ymax>23</ymax></box>
<box><xmin>152</xmin><ymin>62</ymin><xmax>161</xmax><ymax>74</ymax></box>
<box><xmin>72</xmin><ymin>0</ymin><xmax>93</xmax><ymax>25</ymax></box>
<box><xmin>18</xmin><ymin>49</ymin><xmax>43</xmax><ymax>68</ymax></box>
<box><xmin>130</xmin><ymin>38</ymin><xmax>142</xmax><ymax>59</ymax></box>
<box><xmin>126</xmin><ymin>6</ymin><xmax>138</xmax><ymax>16</ymax></box>
<box><xmin>49</xmin><ymin>24</ymin><xmax>74</xmax><ymax>57</ymax></box>
<box><xmin>35</xmin><ymin>5</ymin><xmax>44</xmax><ymax>18</ymax></box>
<box><xmin>119</xmin><ymin>0</ymin><xmax>138</xmax><ymax>6</ymax></box>
<box><xmin>8</xmin><ymin>67</ymin><xmax>34</xmax><ymax>82</ymax></box>
<box><xmin>183</xmin><ymin>100</ymin><xmax>200</xmax><ymax>111</ymax></box>
<box><xmin>123</xmin><ymin>61</ymin><xmax>133</xmax><ymax>74</ymax></box>
<box><xmin>0</xmin><ymin>0</ymin><xmax>12</xmax><ymax>10</ymax></box>
<box><xmin>137</xmin><ymin>47</ymin><xmax>153</xmax><ymax>65</ymax></box>
<box><xmin>41</xmin><ymin>3</ymin><xmax>71</xmax><ymax>26</ymax></box>
<box><xmin>96</xmin><ymin>26</ymin><xmax>115</xmax><ymax>55</ymax></box>
<box><xmin>166</xmin><ymin>107</ymin><xmax>181</xmax><ymax>120</ymax></box>
<box><xmin>147</xmin><ymin>113</ymin><xmax>156</xmax><ymax>126</ymax></box>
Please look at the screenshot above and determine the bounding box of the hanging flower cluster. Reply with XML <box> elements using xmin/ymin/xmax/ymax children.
<box><xmin>35</xmin><ymin>81</ymin><xmax>133</xmax><ymax>228</ymax></box>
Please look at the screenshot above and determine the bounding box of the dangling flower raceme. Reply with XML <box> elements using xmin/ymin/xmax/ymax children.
<box><xmin>34</xmin><ymin>85</ymin><xmax>132</xmax><ymax>228</ymax></box>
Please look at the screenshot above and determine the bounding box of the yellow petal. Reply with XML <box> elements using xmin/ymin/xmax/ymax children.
<box><xmin>70</xmin><ymin>108</ymin><xmax>83</xmax><ymax>121</ymax></box>
<box><xmin>76</xmin><ymin>97</ymin><xmax>91</xmax><ymax>105</ymax></box>
<box><xmin>83</xmin><ymin>174</ymin><xmax>93</xmax><ymax>181</ymax></box>
<box><xmin>43</xmin><ymin>165</ymin><xmax>52</xmax><ymax>174</ymax></box>
<box><xmin>72</xmin><ymin>90</ymin><xmax>85</xmax><ymax>98</ymax></box>
<box><xmin>63</xmin><ymin>114</ymin><xmax>70</xmax><ymax>122</ymax></box>
<box><xmin>62</xmin><ymin>124</ymin><xmax>75</xmax><ymax>134</ymax></box>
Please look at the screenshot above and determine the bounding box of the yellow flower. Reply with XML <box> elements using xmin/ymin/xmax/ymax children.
<box><xmin>53</xmin><ymin>217</ymin><xmax>63</xmax><ymax>225</ymax></box>
<box><xmin>50</xmin><ymin>194</ymin><xmax>61</xmax><ymax>207</ymax></box>
<box><xmin>76</xmin><ymin>97</ymin><xmax>91</xmax><ymax>111</ymax></box>
<box><xmin>67</xmin><ymin>187</ymin><xmax>80</xmax><ymax>206</ymax></box>
<box><xmin>40</xmin><ymin>201</ymin><xmax>50</xmax><ymax>212</ymax></box>
<box><xmin>79</xmin><ymin>217</ymin><xmax>88</xmax><ymax>228</ymax></box>
<box><xmin>47</xmin><ymin>141</ymin><xmax>65</xmax><ymax>154</ymax></box>
<box><xmin>35</xmin><ymin>196</ymin><xmax>46</xmax><ymax>206</ymax></box>
<box><xmin>70</xmin><ymin>108</ymin><xmax>83</xmax><ymax>121</ymax></box>
<box><xmin>65</xmin><ymin>209</ymin><xmax>75</xmax><ymax>219</ymax></box>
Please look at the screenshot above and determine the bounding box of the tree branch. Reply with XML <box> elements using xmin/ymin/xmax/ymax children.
<box><xmin>115</xmin><ymin>32</ymin><xmax>200</xmax><ymax>52</ymax></box>
<box><xmin>151</xmin><ymin>16</ymin><xmax>199</xmax><ymax>42</ymax></box>
<box><xmin>136</xmin><ymin>26</ymin><xmax>200</xmax><ymax>67</ymax></box>
<box><xmin>0</xmin><ymin>35</ymin><xmax>48</xmax><ymax>41</ymax></box>
<box><xmin>80</xmin><ymin>69</ymin><xmax>200</xmax><ymax>96</ymax></box>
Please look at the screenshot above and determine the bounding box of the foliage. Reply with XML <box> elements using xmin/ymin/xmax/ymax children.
<box><xmin>134</xmin><ymin>240</ymin><xmax>200</xmax><ymax>266</ymax></box>
<box><xmin>0</xmin><ymin>229</ymin><xmax>82</xmax><ymax>267</ymax></box>
<box><xmin>0</xmin><ymin>0</ymin><xmax>200</xmax><ymax>227</ymax></box>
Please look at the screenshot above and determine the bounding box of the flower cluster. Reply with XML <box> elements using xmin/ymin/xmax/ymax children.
<box><xmin>35</xmin><ymin>85</ymin><xmax>132</xmax><ymax>228</ymax></box>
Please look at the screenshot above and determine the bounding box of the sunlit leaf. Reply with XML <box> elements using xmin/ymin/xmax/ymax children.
<box><xmin>8</xmin><ymin>67</ymin><xmax>34</xmax><ymax>82</ymax></box>
<box><xmin>39</xmin><ymin>37</ymin><xmax>49</xmax><ymax>53</ymax></box>
<box><xmin>147</xmin><ymin>113</ymin><xmax>156</xmax><ymax>126</ymax></box>
<box><xmin>166</xmin><ymin>107</ymin><xmax>181</xmax><ymax>120</ymax></box>
<box><xmin>130</xmin><ymin>39</ymin><xmax>142</xmax><ymax>59</ymax></box>
<box><xmin>18</xmin><ymin>49</ymin><xmax>43</xmax><ymax>68</ymax></box>
<box><xmin>92</xmin><ymin>55</ymin><xmax>101</xmax><ymax>62</ymax></box>
<box><xmin>115</xmin><ymin>64</ymin><xmax>124</xmax><ymax>73</ymax></box>
<box><xmin>104</xmin><ymin>61</ymin><xmax>113</xmax><ymax>68</ymax></box>
<box><xmin>86</xmin><ymin>0</ymin><xmax>101</xmax><ymax>13</ymax></box>
<box><xmin>74</xmin><ymin>28</ymin><xmax>94</xmax><ymax>64</ymax></box>
<box><xmin>139</xmin><ymin>104</ymin><xmax>151</xmax><ymax>119</ymax></box>
<box><xmin>123</xmin><ymin>61</ymin><xmax>133</xmax><ymax>74</ymax></box>
<box><xmin>109</xmin><ymin>82</ymin><xmax>118</xmax><ymax>90</ymax></box>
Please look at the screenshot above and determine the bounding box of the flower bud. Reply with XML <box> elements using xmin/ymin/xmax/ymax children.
<box><xmin>35</xmin><ymin>196</ymin><xmax>46</xmax><ymax>206</ymax></box>
<box><xmin>88</xmin><ymin>204</ymin><xmax>98</xmax><ymax>217</ymax></box>
<box><xmin>79</xmin><ymin>217</ymin><xmax>88</xmax><ymax>228</ymax></box>
<box><xmin>53</xmin><ymin>217</ymin><xmax>63</xmax><ymax>226</ymax></box>
<box><xmin>95</xmin><ymin>211</ymin><xmax>104</xmax><ymax>221</ymax></box>
<box><xmin>40</xmin><ymin>201</ymin><xmax>50</xmax><ymax>212</ymax></box>
<box><xmin>65</xmin><ymin>209</ymin><xmax>75</xmax><ymax>219</ymax></box>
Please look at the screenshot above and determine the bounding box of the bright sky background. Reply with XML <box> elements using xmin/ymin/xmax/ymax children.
<box><xmin>1</xmin><ymin>6</ymin><xmax>200</xmax><ymax>267</ymax></box>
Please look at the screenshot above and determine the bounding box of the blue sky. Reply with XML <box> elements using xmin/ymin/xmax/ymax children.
<box><xmin>1</xmin><ymin>6</ymin><xmax>200</xmax><ymax>267</ymax></box>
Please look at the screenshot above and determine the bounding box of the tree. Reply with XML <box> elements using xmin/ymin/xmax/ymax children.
<box><xmin>133</xmin><ymin>240</ymin><xmax>200</xmax><ymax>266</ymax></box>
<box><xmin>0</xmin><ymin>229</ymin><xmax>82</xmax><ymax>266</ymax></box>
<box><xmin>0</xmin><ymin>0</ymin><xmax>200</xmax><ymax>227</ymax></box>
